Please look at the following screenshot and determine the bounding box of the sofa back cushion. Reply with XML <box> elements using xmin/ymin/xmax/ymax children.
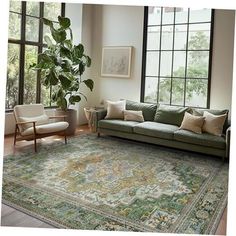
<box><xmin>154</xmin><ymin>105</ymin><xmax>189</xmax><ymax>126</ymax></box>
<box><xmin>192</xmin><ymin>108</ymin><xmax>229</xmax><ymax>133</ymax></box>
<box><xmin>125</xmin><ymin>100</ymin><xmax>157</xmax><ymax>121</ymax></box>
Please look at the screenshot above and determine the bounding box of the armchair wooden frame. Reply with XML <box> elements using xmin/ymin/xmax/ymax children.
<box><xmin>14</xmin><ymin>116</ymin><xmax>68</xmax><ymax>152</ymax></box>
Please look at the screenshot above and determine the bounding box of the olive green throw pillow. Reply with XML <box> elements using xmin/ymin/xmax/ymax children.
<box><xmin>154</xmin><ymin>105</ymin><xmax>189</xmax><ymax>126</ymax></box>
<box><xmin>125</xmin><ymin>100</ymin><xmax>158</xmax><ymax>121</ymax></box>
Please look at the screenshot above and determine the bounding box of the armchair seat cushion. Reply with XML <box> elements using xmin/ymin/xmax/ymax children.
<box><xmin>21</xmin><ymin>121</ymin><xmax>69</xmax><ymax>136</ymax></box>
<box><xmin>134</xmin><ymin>122</ymin><xmax>179</xmax><ymax>140</ymax></box>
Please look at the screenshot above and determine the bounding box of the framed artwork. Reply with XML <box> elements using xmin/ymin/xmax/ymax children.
<box><xmin>101</xmin><ymin>46</ymin><xmax>132</xmax><ymax>78</ymax></box>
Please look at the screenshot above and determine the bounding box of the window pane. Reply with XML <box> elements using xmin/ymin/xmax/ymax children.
<box><xmin>187</xmin><ymin>51</ymin><xmax>209</xmax><ymax>78</ymax></box>
<box><xmin>26</xmin><ymin>16</ymin><xmax>39</xmax><ymax>42</ymax></box>
<box><xmin>175</xmin><ymin>8</ymin><xmax>188</xmax><ymax>24</ymax></box>
<box><xmin>173</xmin><ymin>51</ymin><xmax>186</xmax><ymax>77</ymax></box>
<box><xmin>8</xmin><ymin>12</ymin><xmax>21</xmax><ymax>40</ymax></box>
<box><xmin>160</xmin><ymin>51</ymin><xmax>172</xmax><ymax>77</ymax></box>
<box><xmin>161</xmin><ymin>25</ymin><xmax>173</xmax><ymax>50</ymax></box>
<box><xmin>174</xmin><ymin>24</ymin><xmax>187</xmax><ymax>50</ymax></box>
<box><xmin>26</xmin><ymin>1</ymin><xmax>40</xmax><ymax>17</ymax></box>
<box><xmin>189</xmin><ymin>9</ymin><xmax>211</xmax><ymax>23</ymax></box>
<box><xmin>188</xmin><ymin>23</ymin><xmax>211</xmax><ymax>50</ymax></box>
<box><xmin>10</xmin><ymin>0</ymin><xmax>21</xmax><ymax>13</ymax></box>
<box><xmin>147</xmin><ymin>26</ymin><xmax>160</xmax><ymax>50</ymax></box>
<box><xmin>159</xmin><ymin>78</ymin><xmax>171</xmax><ymax>104</ymax></box>
<box><xmin>144</xmin><ymin>77</ymin><xmax>158</xmax><ymax>103</ymax></box>
<box><xmin>171</xmin><ymin>78</ymin><xmax>185</xmax><ymax>106</ymax></box>
<box><xmin>148</xmin><ymin>7</ymin><xmax>161</xmax><ymax>25</ymax></box>
<box><xmin>162</xmin><ymin>7</ymin><xmax>174</xmax><ymax>24</ymax></box>
<box><xmin>146</xmin><ymin>52</ymin><xmax>159</xmax><ymax>76</ymax></box>
<box><xmin>44</xmin><ymin>2</ymin><xmax>61</xmax><ymax>21</ymax></box>
<box><xmin>24</xmin><ymin>45</ymin><xmax>38</xmax><ymax>104</ymax></box>
<box><xmin>6</xmin><ymin>44</ymin><xmax>20</xmax><ymax>109</ymax></box>
<box><xmin>185</xmin><ymin>79</ymin><xmax>208</xmax><ymax>107</ymax></box>
<box><xmin>41</xmin><ymin>87</ymin><xmax>51</xmax><ymax>107</ymax></box>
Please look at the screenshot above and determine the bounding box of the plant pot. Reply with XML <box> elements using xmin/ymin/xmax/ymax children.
<box><xmin>55</xmin><ymin>108</ymin><xmax>77</xmax><ymax>136</ymax></box>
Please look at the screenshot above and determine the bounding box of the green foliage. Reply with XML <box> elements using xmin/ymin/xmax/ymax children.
<box><xmin>158</xmin><ymin>32</ymin><xmax>209</xmax><ymax>106</ymax></box>
<box><xmin>31</xmin><ymin>16</ymin><xmax>94</xmax><ymax>111</ymax></box>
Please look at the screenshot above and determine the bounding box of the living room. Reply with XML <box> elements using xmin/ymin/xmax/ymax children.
<box><xmin>1</xmin><ymin>0</ymin><xmax>236</xmax><ymax>236</ymax></box>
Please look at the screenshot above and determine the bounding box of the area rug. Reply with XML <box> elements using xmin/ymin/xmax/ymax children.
<box><xmin>2</xmin><ymin>134</ymin><xmax>228</xmax><ymax>234</ymax></box>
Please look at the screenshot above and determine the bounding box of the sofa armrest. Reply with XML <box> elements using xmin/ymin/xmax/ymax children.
<box><xmin>90</xmin><ymin>109</ymin><xmax>107</xmax><ymax>133</ymax></box>
<box><xmin>226</xmin><ymin>126</ymin><xmax>231</xmax><ymax>158</ymax></box>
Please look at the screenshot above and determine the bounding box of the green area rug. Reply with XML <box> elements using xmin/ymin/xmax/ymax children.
<box><xmin>2</xmin><ymin>134</ymin><xmax>228</xmax><ymax>234</ymax></box>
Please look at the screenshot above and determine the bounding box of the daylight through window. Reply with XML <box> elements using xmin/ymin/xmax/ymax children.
<box><xmin>6</xmin><ymin>1</ymin><xmax>65</xmax><ymax>110</ymax></box>
<box><xmin>141</xmin><ymin>7</ymin><xmax>213</xmax><ymax>108</ymax></box>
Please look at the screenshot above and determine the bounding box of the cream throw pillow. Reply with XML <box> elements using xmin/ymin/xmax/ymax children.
<box><xmin>105</xmin><ymin>100</ymin><xmax>126</xmax><ymax>119</ymax></box>
<box><xmin>202</xmin><ymin>111</ymin><xmax>227</xmax><ymax>136</ymax></box>
<box><xmin>179</xmin><ymin>112</ymin><xmax>205</xmax><ymax>134</ymax></box>
<box><xmin>124</xmin><ymin>110</ymin><xmax>144</xmax><ymax>122</ymax></box>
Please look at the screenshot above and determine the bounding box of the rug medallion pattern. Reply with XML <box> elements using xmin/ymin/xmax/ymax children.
<box><xmin>2</xmin><ymin>135</ymin><xmax>228</xmax><ymax>234</ymax></box>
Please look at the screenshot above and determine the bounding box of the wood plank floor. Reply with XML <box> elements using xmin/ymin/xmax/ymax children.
<box><xmin>1</xmin><ymin>125</ymin><xmax>227</xmax><ymax>234</ymax></box>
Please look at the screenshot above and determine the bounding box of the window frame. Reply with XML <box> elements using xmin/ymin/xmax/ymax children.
<box><xmin>6</xmin><ymin>1</ymin><xmax>65</xmax><ymax>112</ymax></box>
<box><xmin>141</xmin><ymin>7</ymin><xmax>215</xmax><ymax>108</ymax></box>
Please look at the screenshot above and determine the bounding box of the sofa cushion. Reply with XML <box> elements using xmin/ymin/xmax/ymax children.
<box><xmin>124</xmin><ymin>110</ymin><xmax>144</xmax><ymax>122</ymax></box>
<box><xmin>105</xmin><ymin>100</ymin><xmax>126</xmax><ymax>119</ymax></box>
<box><xmin>98</xmin><ymin>120</ymin><xmax>139</xmax><ymax>133</ymax></box>
<box><xmin>174</xmin><ymin>129</ymin><xmax>226</xmax><ymax>149</ymax></box>
<box><xmin>192</xmin><ymin>108</ymin><xmax>229</xmax><ymax>133</ymax></box>
<box><xmin>154</xmin><ymin>105</ymin><xmax>189</xmax><ymax>126</ymax></box>
<box><xmin>134</xmin><ymin>122</ymin><xmax>179</xmax><ymax>140</ymax></box>
<box><xmin>125</xmin><ymin>100</ymin><xmax>157</xmax><ymax>121</ymax></box>
<box><xmin>202</xmin><ymin>111</ymin><xmax>227</xmax><ymax>136</ymax></box>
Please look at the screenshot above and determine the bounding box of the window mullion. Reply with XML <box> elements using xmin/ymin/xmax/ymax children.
<box><xmin>36</xmin><ymin>2</ymin><xmax>44</xmax><ymax>104</ymax></box>
<box><xmin>157</xmin><ymin>8</ymin><xmax>163</xmax><ymax>104</ymax></box>
<box><xmin>170</xmin><ymin>9</ymin><xmax>176</xmax><ymax>106</ymax></box>
<box><xmin>183</xmin><ymin>9</ymin><xmax>190</xmax><ymax>107</ymax></box>
<box><xmin>18</xmin><ymin>1</ymin><xmax>26</xmax><ymax>105</ymax></box>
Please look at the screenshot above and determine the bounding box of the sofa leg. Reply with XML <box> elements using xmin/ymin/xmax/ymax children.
<box><xmin>97</xmin><ymin>132</ymin><xmax>100</xmax><ymax>137</ymax></box>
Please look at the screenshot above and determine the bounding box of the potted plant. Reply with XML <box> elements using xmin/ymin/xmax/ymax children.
<box><xmin>31</xmin><ymin>16</ymin><xmax>94</xmax><ymax>135</ymax></box>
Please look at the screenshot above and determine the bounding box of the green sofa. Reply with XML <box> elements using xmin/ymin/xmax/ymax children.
<box><xmin>94</xmin><ymin>101</ymin><xmax>231</xmax><ymax>159</ymax></box>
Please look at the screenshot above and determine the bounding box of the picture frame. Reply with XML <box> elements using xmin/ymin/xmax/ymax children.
<box><xmin>101</xmin><ymin>46</ymin><xmax>132</xmax><ymax>78</ymax></box>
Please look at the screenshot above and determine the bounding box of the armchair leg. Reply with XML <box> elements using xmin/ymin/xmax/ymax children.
<box><xmin>14</xmin><ymin>125</ymin><xmax>18</xmax><ymax>146</ymax></box>
<box><xmin>97</xmin><ymin>132</ymin><xmax>100</xmax><ymax>137</ymax></box>
<box><xmin>34</xmin><ymin>137</ymin><xmax>37</xmax><ymax>152</ymax></box>
<box><xmin>64</xmin><ymin>130</ymin><xmax>67</xmax><ymax>144</ymax></box>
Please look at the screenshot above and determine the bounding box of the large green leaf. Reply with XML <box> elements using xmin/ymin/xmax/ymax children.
<box><xmin>73</xmin><ymin>44</ymin><xmax>84</xmax><ymax>60</ymax></box>
<box><xmin>83</xmin><ymin>79</ymin><xmax>94</xmax><ymax>91</ymax></box>
<box><xmin>64</xmin><ymin>40</ymin><xmax>73</xmax><ymax>50</ymax></box>
<box><xmin>47</xmin><ymin>71</ymin><xmax>58</xmax><ymax>85</ymax></box>
<box><xmin>60</xmin><ymin>46</ymin><xmax>72</xmax><ymax>59</ymax></box>
<box><xmin>69</xmin><ymin>95</ymin><xmax>81</xmax><ymax>104</ymax></box>
<box><xmin>59</xmin><ymin>75</ymin><xmax>72</xmax><ymax>89</ymax></box>
<box><xmin>42</xmin><ymin>18</ymin><xmax>53</xmax><ymax>27</ymax></box>
<box><xmin>58</xmin><ymin>16</ymin><xmax>71</xmax><ymax>29</ymax></box>
<box><xmin>51</xmin><ymin>27</ymin><xmax>67</xmax><ymax>43</ymax></box>
<box><xmin>79</xmin><ymin>63</ymin><xmax>85</xmax><ymax>75</ymax></box>
<box><xmin>37</xmin><ymin>54</ymin><xmax>55</xmax><ymax>69</ymax></box>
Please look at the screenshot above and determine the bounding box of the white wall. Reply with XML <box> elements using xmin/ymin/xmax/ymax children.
<box><xmin>210</xmin><ymin>10</ymin><xmax>235</xmax><ymax>113</ymax></box>
<box><xmin>90</xmin><ymin>5</ymin><xmax>144</xmax><ymax>106</ymax></box>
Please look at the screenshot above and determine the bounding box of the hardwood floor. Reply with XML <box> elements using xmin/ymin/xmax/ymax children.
<box><xmin>1</xmin><ymin>125</ymin><xmax>227</xmax><ymax>234</ymax></box>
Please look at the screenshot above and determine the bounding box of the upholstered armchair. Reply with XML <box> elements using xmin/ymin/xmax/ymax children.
<box><xmin>13</xmin><ymin>104</ymin><xmax>69</xmax><ymax>152</ymax></box>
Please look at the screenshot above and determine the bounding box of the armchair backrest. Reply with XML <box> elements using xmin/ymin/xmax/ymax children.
<box><xmin>14</xmin><ymin>104</ymin><xmax>49</xmax><ymax>133</ymax></box>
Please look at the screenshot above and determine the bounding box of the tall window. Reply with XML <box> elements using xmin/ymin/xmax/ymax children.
<box><xmin>6</xmin><ymin>1</ymin><xmax>65</xmax><ymax>110</ymax></box>
<box><xmin>141</xmin><ymin>7</ymin><xmax>214</xmax><ymax>108</ymax></box>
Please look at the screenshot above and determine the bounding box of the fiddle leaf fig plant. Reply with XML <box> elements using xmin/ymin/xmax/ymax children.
<box><xmin>31</xmin><ymin>16</ymin><xmax>94</xmax><ymax>110</ymax></box>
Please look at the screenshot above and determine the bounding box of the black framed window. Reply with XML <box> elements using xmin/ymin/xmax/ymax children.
<box><xmin>141</xmin><ymin>7</ymin><xmax>214</xmax><ymax>108</ymax></box>
<box><xmin>6</xmin><ymin>1</ymin><xmax>65</xmax><ymax>110</ymax></box>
